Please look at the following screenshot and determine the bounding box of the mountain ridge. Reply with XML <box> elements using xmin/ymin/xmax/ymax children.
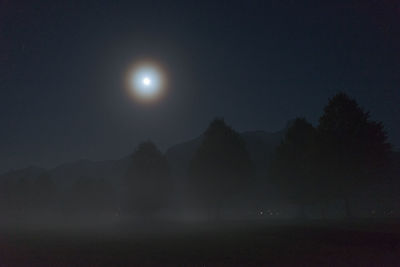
<box><xmin>0</xmin><ymin>129</ymin><xmax>286</xmax><ymax>185</ymax></box>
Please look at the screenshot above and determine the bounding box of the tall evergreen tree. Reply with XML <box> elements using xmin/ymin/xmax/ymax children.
<box><xmin>189</xmin><ymin>118</ymin><xmax>253</xmax><ymax>219</ymax></box>
<box><xmin>269</xmin><ymin>118</ymin><xmax>320</xmax><ymax>218</ymax></box>
<box><xmin>125</xmin><ymin>141</ymin><xmax>171</xmax><ymax>217</ymax></box>
<box><xmin>317</xmin><ymin>92</ymin><xmax>392</xmax><ymax>217</ymax></box>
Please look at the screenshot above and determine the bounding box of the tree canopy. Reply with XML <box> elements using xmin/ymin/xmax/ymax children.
<box><xmin>269</xmin><ymin>118</ymin><xmax>320</xmax><ymax>207</ymax></box>
<box><xmin>125</xmin><ymin>141</ymin><xmax>171</xmax><ymax>216</ymax></box>
<box><xmin>318</xmin><ymin>93</ymin><xmax>391</xmax><ymax>192</ymax></box>
<box><xmin>269</xmin><ymin>93</ymin><xmax>392</xmax><ymax>218</ymax></box>
<box><xmin>189</xmin><ymin>118</ymin><xmax>253</xmax><ymax>218</ymax></box>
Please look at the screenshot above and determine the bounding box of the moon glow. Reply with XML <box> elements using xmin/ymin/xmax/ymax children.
<box><xmin>143</xmin><ymin>77</ymin><xmax>151</xmax><ymax>86</ymax></box>
<box><xmin>126</xmin><ymin>62</ymin><xmax>166</xmax><ymax>103</ymax></box>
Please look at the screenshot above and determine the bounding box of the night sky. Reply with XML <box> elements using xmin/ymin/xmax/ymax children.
<box><xmin>1</xmin><ymin>0</ymin><xmax>399</xmax><ymax>172</ymax></box>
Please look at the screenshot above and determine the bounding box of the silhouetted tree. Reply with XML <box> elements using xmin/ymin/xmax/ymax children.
<box><xmin>0</xmin><ymin>177</ymin><xmax>27</xmax><ymax>217</ymax></box>
<box><xmin>269</xmin><ymin>118</ymin><xmax>320</xmax><ymax>218</ymax></box>
<box><xmin>189</xmin><ymin>118</ymin><xmax>253</xmax><ymax>220</ymax></box>
<box><xmin>125</xmin><ymin>141</ymin><xmax>171</xmax><ymax>218</ymax></box>
<box><xmin>15</xmin><ymin>177</ymin><xmax>32</xmax><ymax>216</ymax></box>
<box><xmin>31</xmin><ymin>172</ymin><xmax>56</xmax><ymax>214</ymax></box>
<box><xmin>70</xmin><ymin>177</ymin><xmax>115</xmax><ymax>216</ymax></box>
<box><xmin>317</xmin><ymin>93</ymin><xmax>392</xmax><ymax>217</ymax></box>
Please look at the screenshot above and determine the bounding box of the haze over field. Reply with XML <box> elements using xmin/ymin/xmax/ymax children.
<box><xmin>1</xmin><ymin>0</ymin><xmax>399</xmax><ymax>265</ymax></box>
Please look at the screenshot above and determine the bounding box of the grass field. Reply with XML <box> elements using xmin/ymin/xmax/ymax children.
<box><xmin>0</xmin><ymin>220</ymin><xmax>399</xmax><ymax>266</ymax></box>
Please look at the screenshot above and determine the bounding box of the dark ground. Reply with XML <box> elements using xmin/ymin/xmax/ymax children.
<box><xmin>0</xmin><ymin>220</ymin><xmax>399</xmax><ymax>266</ymax></box>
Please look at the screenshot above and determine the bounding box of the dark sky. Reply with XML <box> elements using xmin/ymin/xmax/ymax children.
<box><xmin>1</xmin><ymin>0</ymin><xmax>399</xmax><ymax>172</ymax></box>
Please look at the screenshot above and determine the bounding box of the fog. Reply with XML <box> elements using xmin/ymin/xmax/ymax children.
<box><xmin>0</xmin><ymin>96</ymin><xmax>399</xmax><ymax>265</ymax></box>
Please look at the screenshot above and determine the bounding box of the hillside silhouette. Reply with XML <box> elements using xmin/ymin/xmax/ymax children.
<box><xmin>0</xmin><ymin>93</ymin><xmax>398</xmax><ymax>225</ymax></box>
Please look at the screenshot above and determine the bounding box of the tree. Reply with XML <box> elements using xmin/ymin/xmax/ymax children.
<box><xmin>70</xmin><ymin>177</ymin><xmax>115</xmax><ymax>216</ymax></box>
<box><xmin>125</xmin><ymin>141</ymin><xmax>171</xmax><ymax>217</ymax></box>
<box><xmin>317</xmin><ymin>92</ymin><xmax>392</xmax><ymax>217</ymax></box>
<box><xmin>189</xmin><ymin>118</ymin><xmax>253</xmax><ymax>220</ymax></box>
<box><xmin>31</xmin><ymin>172</ymin><xmax>56</xmax><ymax>214</ymax></box>
<box><xmin>269</xmin><ymin>118</ymin><xmax>320</xmax><ymax>218</ymax></box>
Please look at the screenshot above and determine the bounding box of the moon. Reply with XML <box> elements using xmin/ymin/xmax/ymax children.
<box><xmin>126</xmin><ymin>62</ymin><xmax>166</xmax><ymax>103</ymax></box>
<box><xmin>143</xmin><ymin>77</ymin><xmax>151</xmax><ymax>86</ymax></box>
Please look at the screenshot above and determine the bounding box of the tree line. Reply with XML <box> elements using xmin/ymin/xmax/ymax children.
<box><xmin>269</xmin><ymin>93</ymin><xmax>392</xmax><ymax>218</ymax></box>
<box><xmin>0</xmin><ymin>93</ymin><xmax>395</xmax><ymax>222</ymax></box>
